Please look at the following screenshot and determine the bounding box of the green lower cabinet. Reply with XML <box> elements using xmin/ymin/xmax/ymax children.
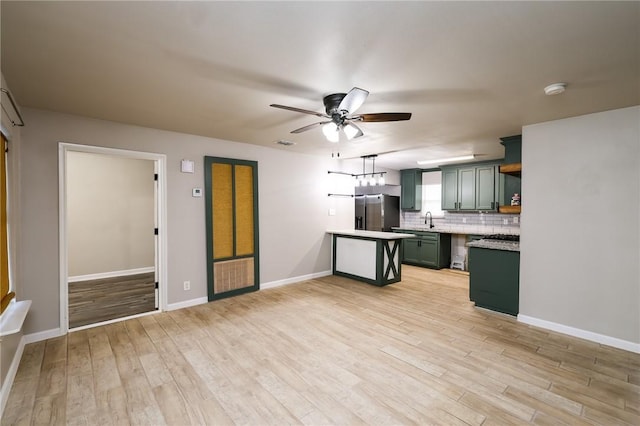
<box><xmin>468</xmin><ymin>247</ymin><xmax>520</xmax><ymax>315</ymax></box>
<box><xmin>402</xmin><ymin>238</ymin><xmax>422</xmax><ymax>264</ymax></box>
<box><xmin>396</xmin><ymin>231</ymin><xmax>451</xmax><ymax>269</ymax></box>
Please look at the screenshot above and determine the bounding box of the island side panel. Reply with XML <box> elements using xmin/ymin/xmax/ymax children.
<box><xmin>334</xmin><ymin>236</ymin><xmax>378</xmax><ymax>280</ymax></box>
<box><xmin>380</xmin><ymin>239</ymin><xmax>401</xmax><ymax>282</ymax></box>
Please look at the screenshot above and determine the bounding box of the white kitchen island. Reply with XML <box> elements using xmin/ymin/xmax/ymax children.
<box><xmin>327</xmin><ymin>230</ymin><xmax>416</xmax><ymax>286</ymax></box>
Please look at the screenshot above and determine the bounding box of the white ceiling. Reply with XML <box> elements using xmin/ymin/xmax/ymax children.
<box><xmin>1</xmin><ymin>1</ymin><xmax>638</xmax><ymax>170</ymax></box>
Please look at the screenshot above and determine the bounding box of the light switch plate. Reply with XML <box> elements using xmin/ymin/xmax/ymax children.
<box><xmin>192</xmin><ymin>188</ymin><xmax>202</xmax><ymax>197</ymax></box>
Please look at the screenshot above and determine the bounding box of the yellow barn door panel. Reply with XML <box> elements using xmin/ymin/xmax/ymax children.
<box><xmin>205</xmin><ymin>157</ymin><xmax>259</xmax><ymax>301</ymax></box>
<box><xmin>0</xmin><ymin>133</ymin><xmax>13</xmax><ymax>314</ymax></box>
<box><xmin>234</xmin><ymin>164</ymin><xmax>254</xmax><ymax>257</ymax></box>
<box><xmin>211</xmin><ymin>163</ymin><xmax>234</xmax><ymax>260</ymax></box>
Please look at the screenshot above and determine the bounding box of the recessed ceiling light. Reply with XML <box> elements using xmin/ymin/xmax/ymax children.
<box><xmin>544</xmin><ymin>83</ymin><xmax>567</xmax><ymax>96</ymax></box>
<box><xmin>417</xmin><ymin>155</ymin><xmax>475</xmax><ymax>165</ymax></box>
<box><xmin>275</xmin><ymin>140</ymin><xmax>296</xmax><ymax>146</ymax></box>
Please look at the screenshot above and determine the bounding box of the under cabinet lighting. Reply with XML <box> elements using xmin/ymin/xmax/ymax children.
<box><xmin>417</xmin><ymin>155</ymin><xmax>475</xmax><ymax>165</ymax></box>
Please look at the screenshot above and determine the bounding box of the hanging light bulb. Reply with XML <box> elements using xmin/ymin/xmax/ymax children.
<box><xmin>369</xmin><ymin>175</ymin><xmax>376</xmax><ymax>186</ymax></box>
<box><xmin>355</xmin><ymin>176</ymin><xmax>361</xmax><ymax>187</ymax></box>
<box><xmin>322</xmin><ymin>123</ymin><xmax>339</xmax><ymax>143</ymax></box>
<box><xmin>378</xmin><ymin>173</ymin><xmax>385</xmax><ymax>186</ymax></box>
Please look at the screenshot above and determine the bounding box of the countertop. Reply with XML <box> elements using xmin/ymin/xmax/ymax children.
<box><xmin>327</xmin><ymin>230</ymin><xmax>416</xmax><ymax>240</ymax></box>
<box><xmin>466</xmin><ymin>239</ymin><xmax>520</xmax><ymax>252</ymax></box>
<box><xmin>392</xmin><ymin>225</ymin><xmax>520</xmax><ymax>236</ymax></box>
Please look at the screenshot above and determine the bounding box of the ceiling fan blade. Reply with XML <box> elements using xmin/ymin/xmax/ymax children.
<box><xmin>338</xmin><ymin>87</ymin><xmax>369</xmax><ymax>114</ymax></box>
<box><xmin>356</xmin><ymin>112</ymin><xmax>412</xmax><ymax>122</ymax></box>
<box><xmin>270</xmin><ymin>104</ymin><xmax>329</xmax><ymax>118</ymax></box>
<box><xmin>291</xmin><ymin>121</ymin><xmax>332</xmax><ymax>134</ymax></box>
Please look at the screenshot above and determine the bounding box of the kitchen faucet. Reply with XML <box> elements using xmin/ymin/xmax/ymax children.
<box><xmin>425</xmin><ymin>211</ymin><xmax>434</xmax><ymax>228</ymax></box>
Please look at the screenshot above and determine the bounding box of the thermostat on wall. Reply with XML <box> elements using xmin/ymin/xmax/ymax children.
<box><xmin>192</xmin><ymin>188</ymin><xmax>202</xmax><ymax>197</ymax></box>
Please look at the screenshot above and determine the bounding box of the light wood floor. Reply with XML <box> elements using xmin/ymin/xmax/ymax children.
<box><xmin>4</xmin><ymin>266</ymin><xmax>639</xmax><ymax>425</ymax></box>
<box><xmin>68</xmin><ymin>272</ymin><xmax>156</xmax><ymax>329</ymax></box>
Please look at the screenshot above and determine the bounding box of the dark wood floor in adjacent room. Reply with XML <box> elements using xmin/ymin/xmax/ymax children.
<box><xmin>5</xmin><ymin>266</ymin><xmax>639</xmax><ymax>425</ymax></box>
<box><xmin>68</xmin><ymin>272</ymin><xmax>156</xmax><ymax>329</ymax></box>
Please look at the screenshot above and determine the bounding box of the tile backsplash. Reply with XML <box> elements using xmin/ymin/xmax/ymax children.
<box><xmin>401</xmin><ymin>210</ymin><xmax>520</xmax><ymax>233</ymax></box>
<box><xmin>401</xmin><ymin>210</ymin><xmax>520</xmax><ymax>271</ymax></box>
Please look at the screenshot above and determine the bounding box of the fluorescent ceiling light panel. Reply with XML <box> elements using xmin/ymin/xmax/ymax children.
<box><xmin>417</xmin><ymin>155</ymin><xmax>475</xmax><ymax>165</ymax></box>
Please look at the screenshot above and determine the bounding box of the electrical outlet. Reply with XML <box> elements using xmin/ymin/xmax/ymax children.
<box><xmin>183</xmin><ymin>281</ymin><xmax>190</xmax><ymax>291</ymax></box>
<box><xmin>514</xmin><ymin>217</ymin><xmax>519</xmax><ymax>224</ymax></box>
<box><xmin>462</xmin><ymin>218</ymin><xmax>467</xmax><ymax>223</ymax></box>
<box><xmin>503</xmin><ymin>218</ymin><xmax>509</xmax><ymax>225</ymax></box>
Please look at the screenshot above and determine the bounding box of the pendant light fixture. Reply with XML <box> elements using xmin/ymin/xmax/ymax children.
<box><xmin>356</xmin><ymin>155</ymin><xmax>386</xmax><ymax>186</ymax></box>
<box><xmin>327</xmin><ymin>154</ymin><xmax>387</xmax><ymax>188</ymax></box>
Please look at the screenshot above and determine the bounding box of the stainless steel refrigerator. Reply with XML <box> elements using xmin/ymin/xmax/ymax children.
<box><xmin>355</xmin><ymin>194</ymin><xmax>400</xmax><ymax>231</ymax></box>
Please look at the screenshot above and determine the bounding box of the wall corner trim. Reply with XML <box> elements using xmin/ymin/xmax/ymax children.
<box><xmin>518</xmin><ymin>314</ymin><xmax>640</xmax><ymax>354</ymax></box>
<box><xmin>0</xmin><ymin>335</ymin><xmax>25</xmax><ymax>418</ymax></box>
<box><xmin>260</xmin><ymin>270</ymin><xmax>332</xmax><ymax>290</ymax></box>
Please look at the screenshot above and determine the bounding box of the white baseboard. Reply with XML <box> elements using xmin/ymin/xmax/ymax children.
<box><xmin>165</xmin><ymin>271</ymin><xmax>332</xmax><ymax>310</ymax></box>
<box><xmin>518</xmin><ymin>314</ymin><xmax>640</xmax><ymax>354</ymax></box>
<box><xmin>0</xmin><ymin>335</ymin><xmax>25</xmax><ymax>418</ymax></box>
<box><xmin>260</xmin><ymin>270</ymin><xmax>332</xmax><ymax>290</ymax></box>
<box><xmin>166</xmin><ymin>297</ymin><xmax>208</xmax><ymax>311</ymax></box>
<box><xmin>23</xmin><ymin>328</ymin><xmax>64</xmax><ymax>344</ymax></box>
<box><xmin>68</xmin><ymin>266</ymin><xmax>155</xmax><ymax>283</ymax></box>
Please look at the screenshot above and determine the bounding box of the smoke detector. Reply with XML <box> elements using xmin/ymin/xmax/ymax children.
<box><xmin>544</xmin><ymin>83</ymin><xmax>567</xmax><ymax>96</ymax></box>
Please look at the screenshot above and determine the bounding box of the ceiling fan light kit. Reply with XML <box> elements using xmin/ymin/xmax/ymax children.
<box><xmin>271</xmin><ymin>87</ymin><xmax>411</xmax><ymax>143</ymax></box>
<box><xmin>322</xmin><ymin>123</ymin><xmax>340</xmax><ymax>142</ymax></box>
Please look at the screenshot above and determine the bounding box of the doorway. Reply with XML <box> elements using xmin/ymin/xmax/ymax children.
<box><xmin>59</xmin><ymin>144</ymin><xmax>167</xmax><ymax>331</ymax></box>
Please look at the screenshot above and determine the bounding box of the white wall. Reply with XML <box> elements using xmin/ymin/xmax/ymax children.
<box><xmin>67</xmin><ymin>152</ymin><xmax>155</xmax><ymax>276</ymax></box>
<box><xmin>520</xmin><ymin>106</ymin><xmax>640</xmax><ymax>348</ymax></box>
<box><xmin>19</xmin><ymin>108</ymin><xmax>353</xmax><ymax>334</ymax></box>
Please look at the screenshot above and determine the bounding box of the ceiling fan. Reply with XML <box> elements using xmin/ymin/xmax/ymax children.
<box><xmin>270</xmin><ymin>87</ymin><xmax>412</xmax><ymax>142</ymax></box>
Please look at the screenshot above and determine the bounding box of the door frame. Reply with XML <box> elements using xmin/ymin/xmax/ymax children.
<box><xmin>58</xmin><ymin>143</ymin><xmax>168</xmax><ymax>333</ymax></box>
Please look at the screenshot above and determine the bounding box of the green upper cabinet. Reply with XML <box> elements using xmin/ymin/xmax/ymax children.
<box><xmin>457</xmin><ymin>167</ymin><xmax>476</xmax><ymax>210</ymax></box>
<box><xmin>475</xmin><ymin>165</ymin><xmax>497</xmax><ymax>210</ymax></box>
<box><xmin>400</xmin><ymin>169</ymin><xmax>422</xmax><ymax>211</ymax></box>
<box><xmin>441</xmin><ymin>168</ymin><xmax>458</xmax><ymax>210</ymax></box>
<box><xmin>441</xmin><ymin>162</ymin><xmax>501</xmax><ymax>212</ymax></box>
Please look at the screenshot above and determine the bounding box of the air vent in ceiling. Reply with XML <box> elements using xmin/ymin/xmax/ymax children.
<box><xmin>275</xmin><ymin>140</ymin><xmax>296</xmax><ymax>146</ymax></box>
